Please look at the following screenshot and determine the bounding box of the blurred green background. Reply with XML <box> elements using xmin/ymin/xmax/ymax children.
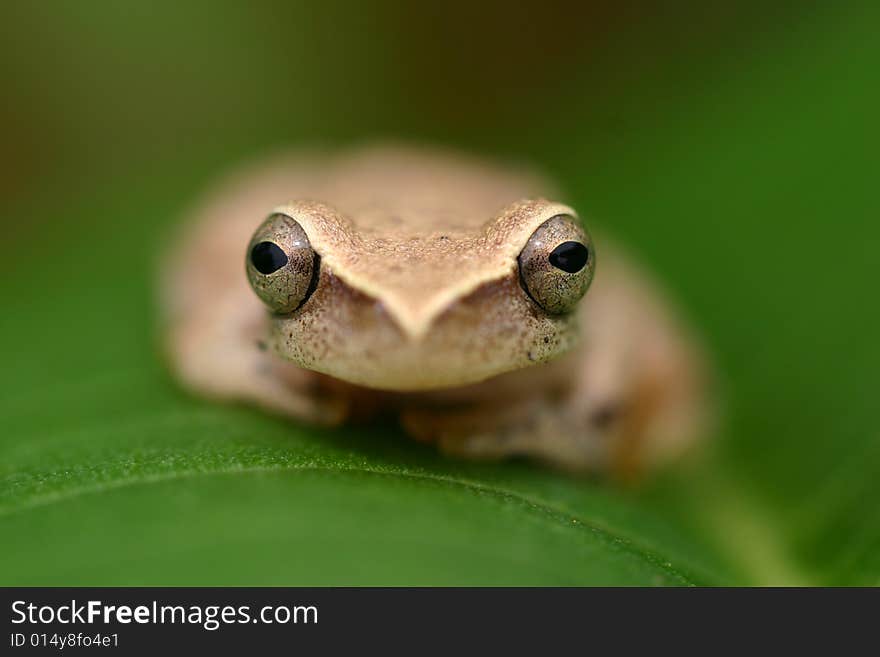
<box><xmin>1</xmin><ymin>1</ymin><xmax>878</xmax><ymax>585</ymax></box>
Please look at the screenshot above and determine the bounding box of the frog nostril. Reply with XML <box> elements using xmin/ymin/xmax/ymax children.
<box><xmin>251</xmin><ymin>241</ymin><xmax>288</xmax><ymax>275</ymax></box>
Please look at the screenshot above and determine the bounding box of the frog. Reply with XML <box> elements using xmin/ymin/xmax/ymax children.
<box><xmin>161</xmin><ymin>145</ymin><xmax>708</xmax><ymax>474</ymax></box>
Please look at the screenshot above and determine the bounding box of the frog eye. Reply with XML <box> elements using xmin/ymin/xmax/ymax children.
<box><xmin>246</xmin><ymin>213</ymin><xmax>319</xmax><ymax>314</ymax></box>
<box><xmin>518</xmin><ymin>214</ymin><xmax>595</xmax><ymax>314</ymax></box>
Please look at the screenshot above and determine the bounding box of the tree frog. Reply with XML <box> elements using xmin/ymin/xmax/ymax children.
<box><xmin>162</xmin><ymin>146</ymin><xmax>708</xmax><ymax>474</ymax></box>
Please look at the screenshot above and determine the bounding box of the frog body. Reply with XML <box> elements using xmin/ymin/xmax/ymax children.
<box><xmin>162</xmin><ymin>146</ymin><xmax>707</xmax><ymax>473</ymax></box>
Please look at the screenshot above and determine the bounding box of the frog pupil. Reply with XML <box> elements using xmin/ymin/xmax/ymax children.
<box><xmin>251</xmin><ymin>241</ymin><xmax>288</xmax><ymax>274</ymax></box>
<box><xmin>548</xmin><ymin>241</ymin><xmax>589</xmax><ymax>273</ymax></box>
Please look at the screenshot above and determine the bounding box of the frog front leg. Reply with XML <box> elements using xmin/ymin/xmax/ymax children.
<box><xmin>400</xmin><ymin>398</ymin><xmax>610</xmax><ymax>472</ymax></box>
<box><xmin>401</xmin><ymin>353</ymin><xmax>702</xmax><ymax>477</ymax></box>
<box><xmin>400</xmin><ymin>393</ymin><xmax>619</xmax><ymax>473</ymax></box>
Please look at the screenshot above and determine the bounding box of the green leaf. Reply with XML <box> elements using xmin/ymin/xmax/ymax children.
<box><xmin>1</xmin><ymin>2</ymin><xmax>877</xmax><ymax>586</ymax></box>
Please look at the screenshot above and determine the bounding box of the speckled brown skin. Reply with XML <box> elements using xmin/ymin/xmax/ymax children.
<box><xmin>162</xmin><ymin>145</ymin><xmax>708</xmax><ymax>473</ymax></box>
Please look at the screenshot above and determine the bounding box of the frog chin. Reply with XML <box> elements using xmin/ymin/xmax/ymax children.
<box><xmin>280</xmin><ymin>339</ymin><xmax>573</xmax><ymax>392</ymax></box>
<box><xmin>318</xmin><ymin>347</ymin><xmax>556</xmax><ymax>392</ymax></box>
